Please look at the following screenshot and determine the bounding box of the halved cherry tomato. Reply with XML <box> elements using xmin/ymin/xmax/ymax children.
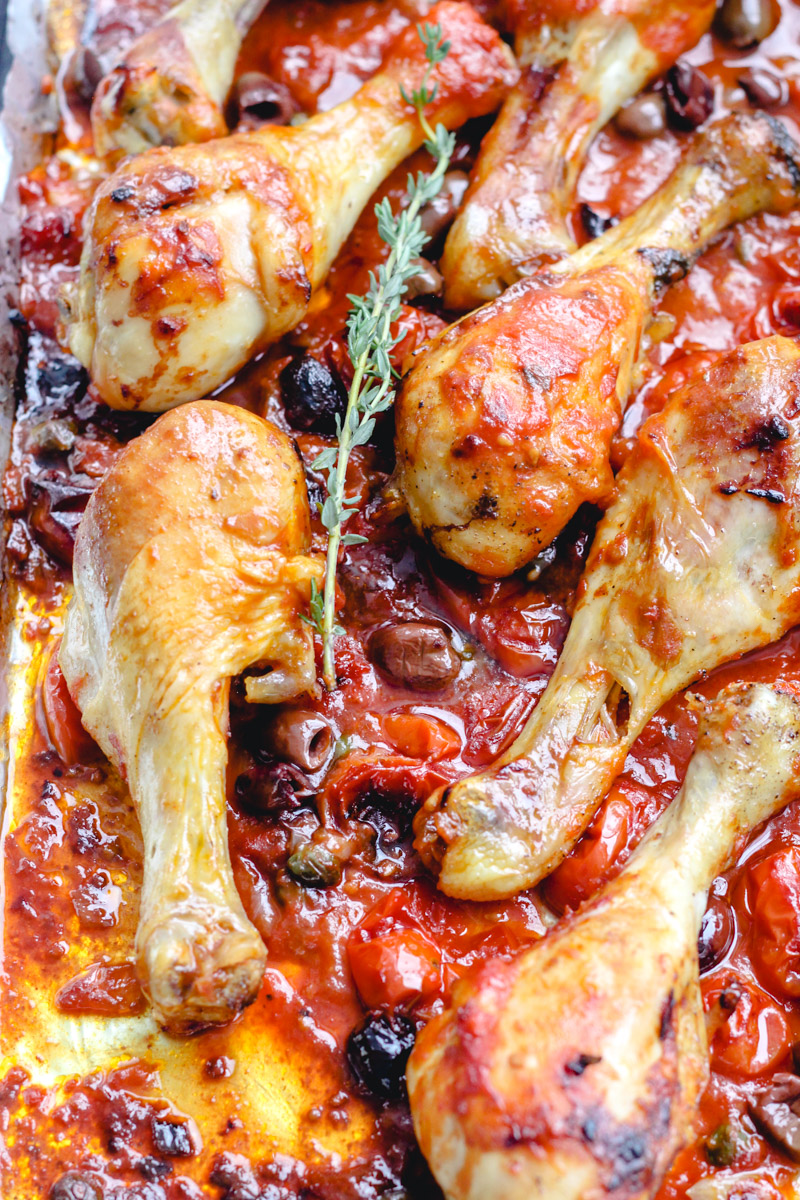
<box><xmin>319</xmin><ymin>752</ymin><xmax>455</xmax><ymax>826</ymax></box>
<box><xmin>41</xmin><ymin>645</ymin><xmax>97</xmax><ymax>765</ymax></box>
<box><xmin>544</xmin><ymin>790</ymin><xmax>633</xmax><ymax>914</ymax></box>
<box><xmin>348</xmin><ymin>926</ymin><xmax>442</xmax><ymax>1011</ymax></box>
<box><xmin>746</xmin><ymin>848</ymin><xmax>800</xmax><ymax>998</ymax></box>
<box><xmin>349</xmin><ymin>890</ymin><xmax>443</xmax><ymax>1011</ymax></box>
<box><xmin>703</xmin><ymin>970</ymin><xmax>790</xmax><ymax>1076</ymax></box>
<box><xmin>382</xmin><ymin>712</ymin><xmax>461</xmax><ymax>761</ymax></box>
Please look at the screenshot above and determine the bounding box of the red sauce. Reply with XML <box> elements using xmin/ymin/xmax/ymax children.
<box><xmin>8</xmin><ymin>2</ymin><xmax>800</xmax><ymax>1198</ymax></box>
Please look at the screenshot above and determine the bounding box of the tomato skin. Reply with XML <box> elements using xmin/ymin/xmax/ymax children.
<box><xmin>41</xmin><ymin>647</ymin><xmax>97</xmax><ymax>765</ymax></box>
<box><xmin>544</xmin><ymin>791</ymin><xmax>633</xmax><ymax>914</ymax></box>
<box><xmin>702</xmin><ymin>970</ymin><xmax>791</xmax><ymax>1077</ymax></box>
<box><xmin>746</xmin><ymin>848</ymin><xmax>800</xmax><ymax>998</ymax></box>
<box><xmin>348</xmin><ymin>891</ymin><xmax>443</xmax><ymax>1012</ymax></box>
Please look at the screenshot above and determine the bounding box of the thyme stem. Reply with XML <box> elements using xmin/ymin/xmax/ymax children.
<box><xmin>308</xmin><ymin>21</ymin><xmax>454</xmax><ymax>690</ymax></box>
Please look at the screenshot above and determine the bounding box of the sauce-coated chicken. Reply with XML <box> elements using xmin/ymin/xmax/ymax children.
<box><xmin>63</xmin><ymin>2</ymin><xmax>516</xmax><ymax>412</ymax></box>
<box><xmin>409</xmin><ymin>683</ymin><xmax>800</xmax><ymax>1200</ymax></box>
<box><xmin>59</xmin><ymin>401</ymin><xmax>322</xmax><ymax>1033</ymax></box>
<box><xmin>396</xmin><ymin>112</ymin><xmax>800</xmax><ymax>578</ymax></box>
<box><xmin>414</xmin><ymin>335</ymin><xmax>800</xmax><ymax>900</ymax></box>
<box><xmin>91</xmin><ymin>0</ymin><xmax>268</xmax><ymax>159</ymax></box>
<box><xmin>441</xmin><ymin>0</ymin><xmax>717</xmax><ymax>310</ymax></box>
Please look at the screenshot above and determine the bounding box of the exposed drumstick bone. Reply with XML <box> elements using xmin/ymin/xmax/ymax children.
<box><xmin>414</xmin><ymin>334</ymin><xmax>800</xmax><ymax>900</ymax></box>
<box><xmin>396</xmin><ymin>112</ymin><xmax>800</xmax><ymax>579</ymax></box>
<box><xmin>60</xmin><ymin>401</ymin><xmax>322</xmax><ymax>1033</ymax></box>
<box><xmin>62</xmin><ymin>2</ymin><xmax>517</xmax><ymax>412</ymax></box>
<box><xmin>409</xmin><ymin>682</ymin><xmax>800</xmax><ymax>1200</ymax></box>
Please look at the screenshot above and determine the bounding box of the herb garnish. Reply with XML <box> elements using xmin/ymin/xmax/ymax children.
<box><xmin>307</xmin><ymin>22</ymin><xmax>454</xmax><ymax>690</ymax></box>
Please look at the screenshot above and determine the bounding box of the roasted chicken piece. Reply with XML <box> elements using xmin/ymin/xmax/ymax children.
<box><xmin>396</xmin><ymin>112</ymin><xmax>800</xmax><ymax>578</ymax></box>
<box><xmin>63</xmin><ymin>2</ymin><xmax>516</xmax><ymax>412</ymax></box>
<box><xmin>441</xmin><ymin>0</ymin><xmax>717</xmax><ymax>310</ymax></box>
<box><xmin>409</xmin><ymin>683</ymin><xmax>800</xmax><ymax>1200</ymax></box>
<box><xmin>59</xmin><ymin>401</ymin><xmax>322</xmax><ymax>1033</ymax></box>
<box><xmin>414</xmin><ymin>334</ymin><xmax>800</xmax><ymax>900</ymax></box>
<box><xmin>91</xmin><ymin>0</ymin><xmax>268</xmax><ymax>159</ymax></box>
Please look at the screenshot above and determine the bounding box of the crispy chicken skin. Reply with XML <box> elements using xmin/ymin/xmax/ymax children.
<box><xmin>91</xmin><ymin>0</ymin><xmax>268</xmax><ymax>159</ymax></box>
<box><xmin>409</xmin><ymin>683</ymin><xmax>800</xmax><ymax>1200</ymax></box>
<box><xmin>396</xmin><ymin>113</ymin><xmax>800</xmax><ymax>578</ymax></box>
<box><xmin>441</xmin><ymin>0</ymin><xmax>717</xmax><ymax>310</ymax></box>
<box><xmin>63</xmin><ymin>2</ymin><xmax>516</xmax><ymax>412</ymax></box>
<box><xmin>414</xmin><ymin>335</ymin><xmax>800</xmax><ymax>900</ymax></box>
<box><xmin>59</xmin><ymin>401</ymin><xmax>322</xmax><ymax>1034</ymax></box>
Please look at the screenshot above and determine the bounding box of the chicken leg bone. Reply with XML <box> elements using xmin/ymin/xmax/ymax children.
<box><xmin>409</xmin><ymin>682</ymin><xmax>800</xmax><ymax>1200</ymax></box>
<box><xmin>414</xmin><ymin>334</ymin><xmax>800</xmax><ymax>900</ymax></box>
<box><xmin>60</xmin><ymin>400</ymin><xmax>322</xmax><ymax>1033</ymax></box>
<box><xmin>63</xmin><ymin>1</ymin><xmax>517</xmax><ymax>412</ymax></box>
<box><xmin>396</xmin><ymin>112</ymin><xmax>800</xmax><ymax>578</ymax></box>
<box><xmin>90</xmin><ymin>0</ymin><xmax>268</xmax><ymax>159</ymax></box>
<box><xmin>441</xmin><ymin>0</ymin><xmax>717</xmax><ymax>311</ymax></box>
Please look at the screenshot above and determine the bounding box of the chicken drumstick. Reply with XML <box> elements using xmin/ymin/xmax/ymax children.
<box><xmin>441</xmin><ymin>0</ymin><xmax>717</xmax><ymax>311</ymax></box>
<box><xmin>409</xmin><ymin>683</ymin><xmax>800</xmax><ymax>1200</ymax></box>
<box><xmin>60</xmin><ymin>401</ymin><xmax>322</xmax><ymax>1033</ymax></box>
<box><xmin>396</xmin><ymin>112</ymin><xmax>800</xmax><ymax>578</ymax></box>
<box><xmin>63</xmin><ymin>2</ymin><xmax>516</xmax><ymax>412</ymax></box>
<box><xmin>91</xmin><ymin>0</ymin><xmax>268</xmax><ymax>159</ymax></box>
<box><xmin>415</xmin><ymin>335</ymin><xmax>800</xmax><ymax>900</ymax></box>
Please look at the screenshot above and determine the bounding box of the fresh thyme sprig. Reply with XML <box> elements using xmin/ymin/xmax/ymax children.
<box><xmin>308</xmin><ymin>22</ymin><xmax>455</xmax><ymax>690</ymax></box>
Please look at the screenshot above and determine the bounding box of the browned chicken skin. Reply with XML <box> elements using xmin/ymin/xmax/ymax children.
<box><xmin>409</xmin><ymin>683</ymin><xmax>800</xmax><ymax>1200</ymax></box>
<box><xmin>414</xmin><ymin>335</ymin><xmax>800</xmax><ymax>900</ymax></box>
<box><xmin>59</xmin><ymin>401</ymin><xmax>322</xmax><ymax>1034</ymax></box>
<box><xmin>396</xmin><ymin>112</ymin><xmax>800</xmax><ymax>578</ymax></box>
<box><xmin>63</xmin><ymin>2</ymin><xmax>517</xmax><ymax>412</ymax></box>
<box><xmin>441</xmin><ymin>0</ymin><xmax>717</xmax><ymax>310</ymax></box>
<box><xmin>91</xmin><ymin>0</ymin><xmax>268</xmax><ymax>159</ymax></box>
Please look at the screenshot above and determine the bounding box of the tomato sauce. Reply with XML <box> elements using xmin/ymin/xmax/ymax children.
<box><xmin>8</xmin><ymin>1</ymin><xmax>800</xmax><ymax>1197</ymax></box>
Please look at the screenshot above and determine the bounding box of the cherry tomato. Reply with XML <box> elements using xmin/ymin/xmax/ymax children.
<box><xmin>349</xmin><ymin>891</ymin><xmax>443</xmax><ymax>1011</ymax></box>
<box><xmin>348</xmin><ymin>926</ymin><xmax>442</xmax><ymax>1011</ymax></box>
<box><xmin>382</xmin><ymin>712</ymin><xmax>461</xmax><ymax>761</ymax></box>
<box><xmin>544</xmin><ymin>791</ymin><xmax>633</xmax><ymax>914</ymax></box>
<box><xmin>41</xmin><ymin>646</ymin><xmax>97</xmax><ymax>765</ymax></box>
<box><xmin>703</xmin><ymin>970</ymin><xmax>790</xmax><ymax>1076</ymax></box>
<box><xmin>319</xmin><ymin>752</ymin><xmax>454</xmax><ymax>826</ymax></box>
<box><xmin>747</xmin><ymin>847</ymin><xmax>800</xmax><ymax>998</ymax></box>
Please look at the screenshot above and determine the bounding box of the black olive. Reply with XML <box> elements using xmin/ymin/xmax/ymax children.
<box><xmin>739</xmin><ymin>66</ymin><xmax>788</xmax><ymax>108</ymax></box>
<box><xmin>49</xmin><ymin>1173</ymin><xmax>104</xmax><ymax>1200</ymax></box>
<box><xmin>234</xmin><ymin>760</ymin><xmax>308</xmax><ymax>817</ymax></box>
<box><xmin>664</xmin><ymin>63</ymin><xmax>714</xmax><ymax>131</ymax></box>
<box><xmin>231</xmin><ymin>71</ymin><xmax>298</xmax><ymax>130</ymax></box>
<box><xmin>124</xmin><ymin>1185</ymin><xmax>167</xmax><ymax>1200</ymax></box>
<box><xmin>36</xmin><ymin>355</ymin><xmax>88</xmax><ymax>404</ymax></box>
<box><xmin>698</xmin><ymin>894</ymin><xmax>735</xmax><ymax>973</ymax></box>
<box><xmin>279</xmin><ymin>354</ymin><xmax>347</xmax><ymax>433</ymax></box>
<box><xmin>347</xmin><ymin>1012</ymin><xmax>416</xmax><ymax>1100</ymax></box>
<box><xmin>151</xmin><ymin>1116</ymin><xmax>195</xmax><ymax>1157</ymax></box>
<box><xmin>368</xmin><ymin>622</ymin><xmax>460</xmax><ymax>691</ymax></box>
<box><xmin>580</xmin><ymin>204</ymin><xmax>616</xmax><ymax>239</ymax></box>
<box><xmin>715</xmin><ymin>0</ymin><xmax>778</xmax><ymax>48</ymax></box>
<box><xmin>614</xmin><ymin>92</ymin><xmax>667</xmax><ymax>139</ymax></box>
